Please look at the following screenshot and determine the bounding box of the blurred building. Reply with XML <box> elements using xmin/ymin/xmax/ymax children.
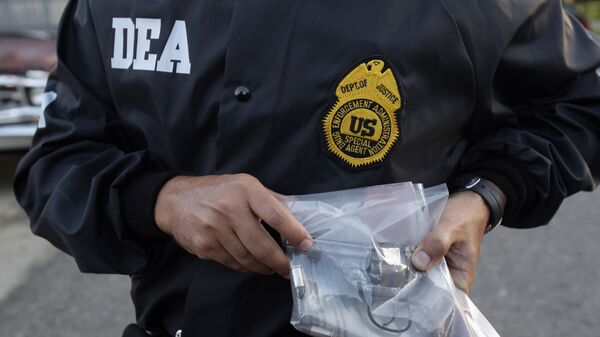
<box><xmin>0</xmin><ymin>0</ymin><xmax>66</xmax><ymax>33</ymax></box>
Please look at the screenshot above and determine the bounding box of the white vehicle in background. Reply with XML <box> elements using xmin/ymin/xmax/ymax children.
<box><xmin>0</xmin><ymin>70</ymin><xmax>48</xmax><ymax>150</ymax></box>
<box><xmin>0</xmin><ymin>0</ymin><xmax>66</xmax><ymax>150</ymax></box>
<box><xmin>0</xmin><ymin>31</ymin><xmax>55</xmax><ymax>151</ymax></box>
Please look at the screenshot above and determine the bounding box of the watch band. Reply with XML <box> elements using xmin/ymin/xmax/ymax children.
<box><xmin>448</xmin><ymin>175</ymin><xmax>506</xmax><ymax>234</ymax></box>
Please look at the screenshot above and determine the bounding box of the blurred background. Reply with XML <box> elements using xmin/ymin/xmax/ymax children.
<box><xmin>0</xmin><ymin>0</ymin><xmax>599</xmax><ymax>336</ymax></box>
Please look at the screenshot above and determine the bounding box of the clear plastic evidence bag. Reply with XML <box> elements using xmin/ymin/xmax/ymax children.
<box><xmin>283</xmin><ymin>182</ymin><xmax>500</xmax><ymax>337</ymax></box>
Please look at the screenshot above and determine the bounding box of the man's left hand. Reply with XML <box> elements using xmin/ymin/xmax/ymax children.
<box><xmin>410</xmin><ymin>191</ymin><xmax>490</xmax><ymax>293</ymax></box>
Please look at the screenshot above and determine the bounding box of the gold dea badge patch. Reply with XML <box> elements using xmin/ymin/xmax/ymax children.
<box><xmin>322</xmin><ymin>59</ymin><xmax>403</xmax><ymax>168</ymax></box>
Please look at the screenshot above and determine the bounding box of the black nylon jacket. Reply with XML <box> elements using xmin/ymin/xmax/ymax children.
<box><xmin>13</xmin><ymin>0</ymin><xmax>600</xmax><ymax>336</ymax></box>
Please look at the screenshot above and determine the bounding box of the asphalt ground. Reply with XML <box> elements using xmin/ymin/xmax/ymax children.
<box><xmin>0</xmin><ymin>152</ymin><xmax>599</xmax><ymax>337</ymax></box>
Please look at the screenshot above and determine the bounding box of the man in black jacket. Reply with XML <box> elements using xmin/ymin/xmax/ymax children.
<box><xmin>14</xmin><ymin>0</ymin><xmax>600</xmax><ymax>336</ymax></box>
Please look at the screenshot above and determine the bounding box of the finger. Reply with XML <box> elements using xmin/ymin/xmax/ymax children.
<box><xmin>411</xmin><ymin>227</ymin><xmax>454</xmax><ymax>271</ymax></box>
<box><xmin>217</xmin><ymin>226</ymin><xmax>274</xmax><ymax>275</ymax></box>
<box><xmin>449</xmin><ymin>266</ymin><xmax>471</xmax><ymax>293</ymax></box>
<box><xmin>446</xmin><ymin>244</ymin><xmax>479</xmax><ymax>293</ymax></box>
<box><xmin>208</xmin><ymin>241</ymin><xmax>252</xmax><ymax>273</ymax></box>
<box><xmin>247</xmin><ymin>187</ymin><xmax>313</xmax><ymax>251</ymax></box>
<box><xmin>234</xmin><ymin>209</ymin><xmax>291</xmax><ymax>277</ymax></box>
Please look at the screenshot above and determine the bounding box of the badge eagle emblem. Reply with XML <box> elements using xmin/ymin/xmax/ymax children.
<box><xmin>322</xmin><ymin>58</ymin><xmax>403</xmax><ymax>168</ymax></box>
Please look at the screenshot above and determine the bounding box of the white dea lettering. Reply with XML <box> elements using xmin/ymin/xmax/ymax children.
<box><xmin>111</xmin><ymin>18</ymin><xmax>191</xmax><ymax>74</ymax></box>
<box><xmin>156</xmin><ymin>21</ymin><xmax>191</xmax><ymax>74</ymax></box>
<box><xmin>133</xmin><ymin>18</ymin><xmax>161</xmax><ymax>71</ymax></box>
<box><xmin>111</xmin><ymin>18</ymin><xmax>135</xmax><ymax>70</ymax></box>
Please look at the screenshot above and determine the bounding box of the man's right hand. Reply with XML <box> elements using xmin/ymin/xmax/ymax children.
<box><xmin>154</xmin><ymin>174</ymin><xmax>313</xmax><ymax>278</ymax></box>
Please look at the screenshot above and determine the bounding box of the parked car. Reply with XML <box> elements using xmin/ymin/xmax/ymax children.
<box><xmin>0</xmin><ymin>31</ymin><xmax>56</xmax><ymax>151</ymax></box>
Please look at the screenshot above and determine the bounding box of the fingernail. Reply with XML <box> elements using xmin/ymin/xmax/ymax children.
<box><xmin>412</xmin><ymin>250</ymin><xmax>431</xmax><ymax>270</ymax></box>
<box><xmin>299</xmin><ymin>239</ymin><xmax>313</xmax><ymax>251</ymax></box>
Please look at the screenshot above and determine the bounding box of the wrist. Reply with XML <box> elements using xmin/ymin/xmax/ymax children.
<box><xmin>154</xmin><ymin>175</ymin><xmax>188</xmax><ymax>235</ymax></box>
<box><xmin>453</xmin><ymin>190</ymin><xmax>490</xmax><ymax>235</ymax></box>
<box><xmin>448</xmin><ymin>175</ymin><xmax>507</xmax><ymax>233</ymax></box>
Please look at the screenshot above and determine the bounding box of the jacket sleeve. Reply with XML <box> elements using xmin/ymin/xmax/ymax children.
<box><xmin>13</xmin><ymin>0</ymin><xmax>177</xmax><ymax>274</ymax></box>
<box><xmin>458</xmin><ymin>0</ymin><xmax>600</xmax><ymax>228</ymax></box>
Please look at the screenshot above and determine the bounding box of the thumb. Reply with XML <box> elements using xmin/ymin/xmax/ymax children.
<box><xmin>411</xmin><ymin>230</ymin><xmax>452</xmax><ymax>271</ymax></box>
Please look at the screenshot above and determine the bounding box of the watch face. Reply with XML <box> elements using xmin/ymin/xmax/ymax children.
<box><xmin>464</xmin><ymin>176</ymin><xmax>481</xmax><ymax>189</ymax></box>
